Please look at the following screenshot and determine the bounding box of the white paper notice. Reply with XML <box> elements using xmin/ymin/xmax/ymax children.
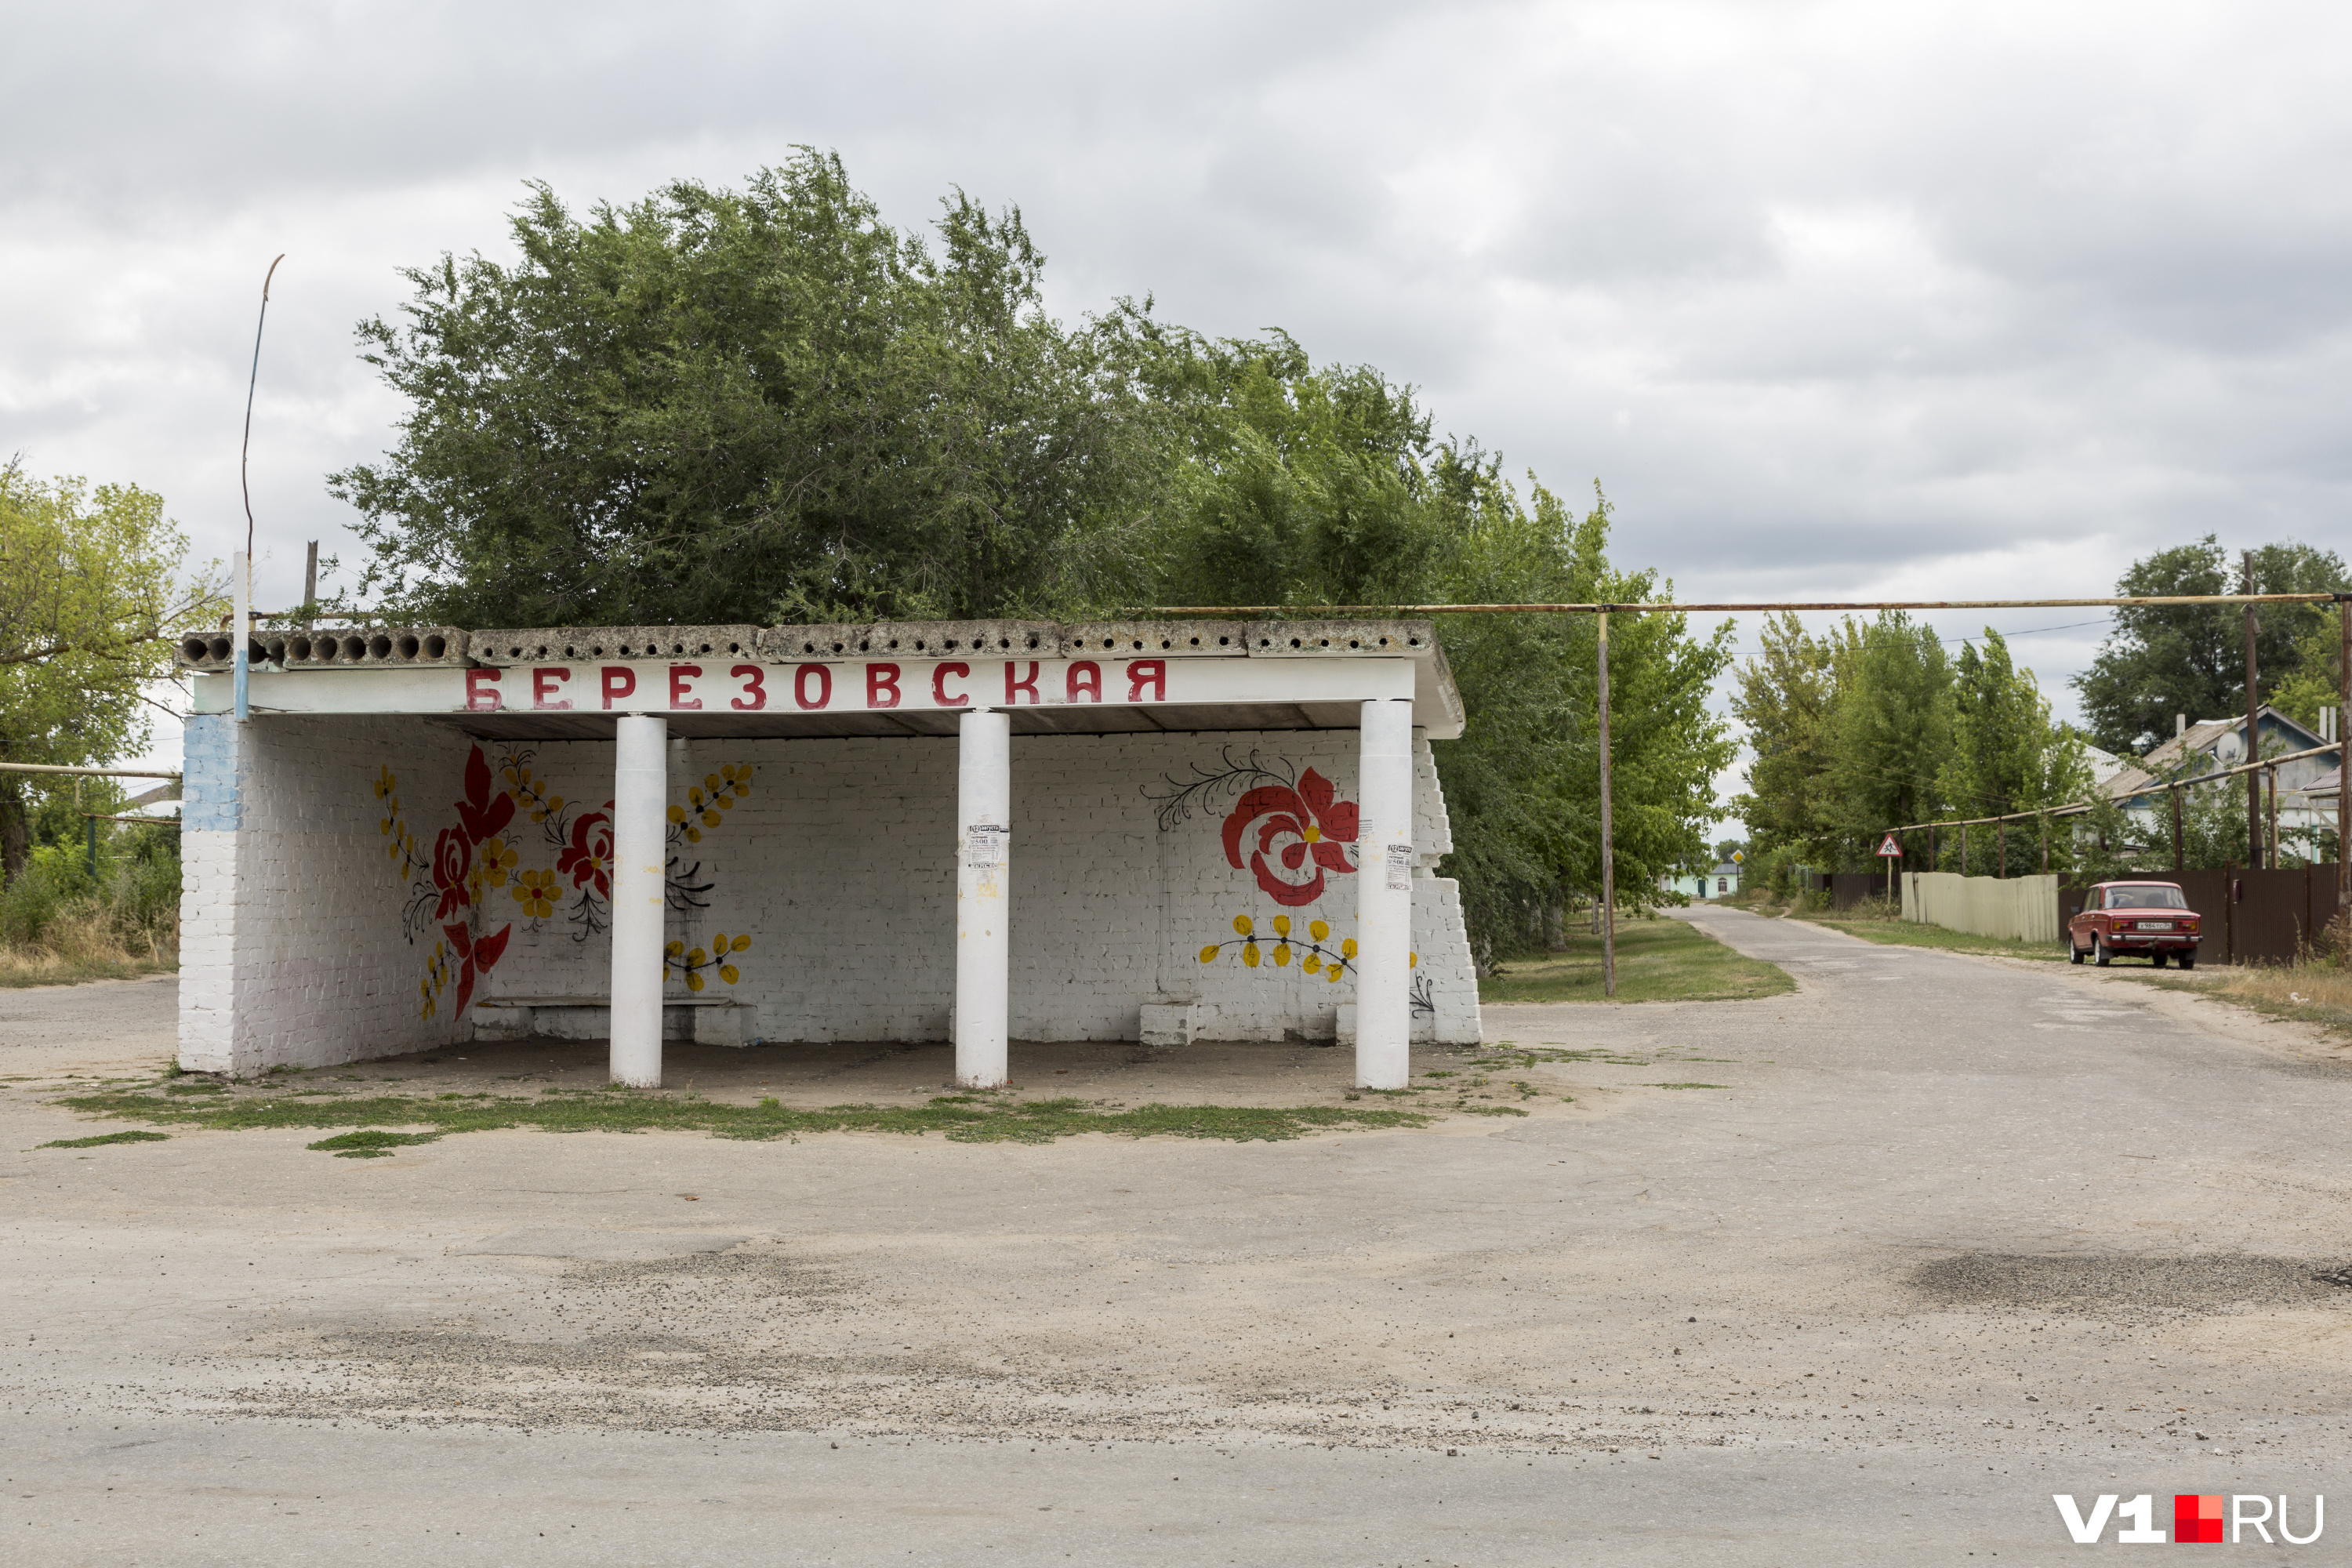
<box><xmin>1385</xmin><ymin>843</ymin><xmax>1412</xmax><ymax>891</ymax></box>
<box><xmin>965</xmin><ymin>825</ymin><xmax>1006</xmax><ymax>869</ymax></box>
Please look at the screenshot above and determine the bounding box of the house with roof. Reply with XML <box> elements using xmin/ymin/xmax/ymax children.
<box><xmin>1661</xmin><ymin>860</ymin><xmax>1742</xmax><ymax>901</ymax></box>
<box><xmin>2101</xmin><ymin>706</ymin><xmax>2340</xmax><ymax>858</ymax></box>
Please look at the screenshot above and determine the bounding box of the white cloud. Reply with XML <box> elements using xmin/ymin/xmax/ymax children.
<box><xmin>5</xmin><ymin>0</ymin><xmax>2347</xmax><ymax>782</ymax></box>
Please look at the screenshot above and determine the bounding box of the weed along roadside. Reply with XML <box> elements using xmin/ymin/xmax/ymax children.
<box><xmin>1479</xmin><ymin>913</ymin><xmax>1795</xmax><ymax>1004</ymax></box>
<box><xmin>46</xmin><ymin>1080</ymin><xmax>1437</xmax><ymax>1152</ymax></box>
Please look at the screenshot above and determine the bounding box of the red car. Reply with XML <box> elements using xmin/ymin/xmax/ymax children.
<box><xmin>2067</xmin><ymin>880</ymin><xmax>2202</xmax><ymax>969</ymax></box>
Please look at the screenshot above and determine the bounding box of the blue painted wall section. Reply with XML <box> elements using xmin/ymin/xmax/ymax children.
<box><xmin>180</xmin><ymin>713</ymin><xmax>240</xmax><ymax>832</ymax></box>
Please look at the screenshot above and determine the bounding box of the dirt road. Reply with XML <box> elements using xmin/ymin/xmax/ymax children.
<box><xmin>4</xmin><ymin>910</ymin><xmax>2348</xmax><ymax>1563</ymax></box>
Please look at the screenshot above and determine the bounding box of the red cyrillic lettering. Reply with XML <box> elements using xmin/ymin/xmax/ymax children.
<box><xmin>1066</xmin><ymin>661</ymin><xmax>1102</xmax><ymax>703</ymax></box>
<box><xmin>465</xmin><ymin>668</ymin><xmax>503</xmax><ymax>712</ymax></box>
<box><xmin>601</xmin><ymin>666</ymin><xmax>636</xmax><ymax>709</ymax></box>
<box><xmin>532</xmin><ymin>667</ymin><xmax>572</xmax><ymax>710</ymax></box>
<box><xmin>1004</xmin><ymin>661</ymin><xmax>1040</xmax><ymax>704</ymax></box>
<box><xmin>669</xmin><ymin>663</ymin><xmax>703</xmax><ymax>710</ymax></box>
<box><xmin>1126</xmin><ymin>659</ymin><xmax>1166</xmax><ymax>702</ymax></box>
<box><xmin>732</xmin><ymin>664</ymin><xmax>769</xmax><ymax>711</ymax></box>
<box><xmin>866</xmin><ymin>663</ymin><xmax>902</xmax><ymax>709</ymax></box>
<box><xmin>933</xmin><ymin>661</ymin><xmax>971</xmax><ymax>707</ymax></box>
<box><xmin>792</xmin><ymin>664</ymin><xmax>831</xmax><ymax>711</ymax></box>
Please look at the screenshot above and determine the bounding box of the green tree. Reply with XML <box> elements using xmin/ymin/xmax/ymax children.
<box><xmin>336</xmin><ymin>159</ymin><xmax>1738</xmax><ymax>962</ymax></box>
<box><xmin>331</xmin><ymin>151</ymin><xmax>1167</xmax><ymax>627</ymax></box>
<box><xmin>1729</xmin><ymin>612</ymin><xmax>1837</xmax><ymax>856</ymax></box>
<box><xmin>1822</xmin><ymin>614</ymin><xmax>1955</xmax><ymax>864</ymax></box>
<box><xmin>1938</xmin><ymin>631</ymin><xmax>2091</xmax><ymax>874</ymax></box>
<box><xmin>0</xmin><ymin>466</ymin><xmax>223</xmax><ymax>879</ymax></box>
<box><xmin>2073</xmin><ymin>537</ymin><xmax>2347</xmax><ymax>754</ymax></box>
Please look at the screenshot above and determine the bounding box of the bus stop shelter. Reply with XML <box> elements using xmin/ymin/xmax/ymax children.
<box><xmin>173</xmin><ymin>618</ymin><xmax>1480</xmax><ymax>1091</ymax></box>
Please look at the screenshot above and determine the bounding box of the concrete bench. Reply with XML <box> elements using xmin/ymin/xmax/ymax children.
<box><xmin>471</xmin><ymin>996</ymin><xmax>758</xmax><ymax>1047</ymax></box>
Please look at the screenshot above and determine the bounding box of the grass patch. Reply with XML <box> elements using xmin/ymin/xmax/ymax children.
<box><xmin>2122</xmin><ymin>963</ymin><xmax>2352</xmax><ymax>1043</ymax></box>
<box><xmin>308</xmin><ymin>1129</ymin><xmax>440</xmax><ymax>1159</ymax></box>
<box><xmin>1792</xmin><ymin>911</ymin><xmax>2067</xmax><ymax>962</ymax></box>
<box><xmin>1480</xmin><ymin>918</ymin><xmax>1794</xmax><ymax>1004</ymax></box>
<box><xmin>40</xmin><ymin>1129</ymin><xmax>169</xmax><ymax>1149</ymax></box>
<box><xmin>47</xmin><ymin>1087</ymin><xmax>1436</xmax><ymax>1150</ymax></box>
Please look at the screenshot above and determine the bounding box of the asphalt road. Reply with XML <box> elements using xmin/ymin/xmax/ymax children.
<box><xmin>4</xmin><ymin>911</ymin><xmax>2349</xmax><ymax>1565</ymax></box>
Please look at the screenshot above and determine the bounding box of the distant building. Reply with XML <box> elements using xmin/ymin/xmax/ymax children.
<box><xmin>2102</xmin><ymin>706</ymin><xmax>2339</xmax><ymax>855</ymax></box>
<box><xmin>1661</xmin><ymin>860</ymin><xmax>1742</xmax><ymax>900</ymax></box>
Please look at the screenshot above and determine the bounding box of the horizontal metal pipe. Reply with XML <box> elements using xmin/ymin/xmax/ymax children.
<box><xmin>0</xmin><ymin>762</ymin><xmax>182</xmax><ymax>780</ymax></box>
<box><xmin>78</xmin><ymin>813</ymin><xmax>183</xmax><ymax>827</ymax></box>
<box><xmin>1138</xmin><ymin>593</ymin><xmax>2344</xmax><ymax>616</ymax></box>
<box><xmin>1885</xmin><ymin>742</ymin><xmax>2340</xmax><ymax>833</ymax></box>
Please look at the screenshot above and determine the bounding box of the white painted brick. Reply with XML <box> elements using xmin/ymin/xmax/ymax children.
<box><xmin>180</xmin><ymin>721</ymin><xmax>1482</xmax><ymax>1067</ymax></box>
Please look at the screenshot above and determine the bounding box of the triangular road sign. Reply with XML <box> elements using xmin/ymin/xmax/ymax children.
<box><xmin>1876</xmin><ymin>834</ymin><xmax>1902</xmax><ymax>858</ymax></box>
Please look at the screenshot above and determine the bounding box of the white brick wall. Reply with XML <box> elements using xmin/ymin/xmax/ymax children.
<box><xmin>183</xmin><ymin>721</ymin><xmax>1482</xmax><ymax>1070</ymax></box>
<box><xmin>178</xmin><ymin>715</ymin><xmax>475</xmax><ymax>1075</ymax></box>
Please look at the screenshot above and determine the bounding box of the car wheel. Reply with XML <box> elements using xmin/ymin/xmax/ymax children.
<box><xmin>2179</xmin><ymin>953</ymin><xmax>2197</xmax><ymax>971</ymax></box>
<box><xmin>2093</xmin><ymin>938</ymin><xmax>2111</xmax><ymax>967</ymax></box>
<box><xmin>2151</xmin><ymin>951</ymin><xmax>2168</xmax><ymax>968</ymax></box>
<box><xmin>2069</xmin><ymin>939</ymin><xmax>2085</xmax><ymax>964</ymax></box>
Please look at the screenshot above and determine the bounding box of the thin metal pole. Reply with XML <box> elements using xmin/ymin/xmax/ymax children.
<box><xmin>1598</xmin><ymin>611</ymin><xmax>1615</xmax><ymax>998</ymax></box>
<box><xmin>2172</xmin><ymin>788</ymin><xmax>2184</xmax><ymax>873</ymax></box>
<box><xmin>2244</xmin><ymin>554</ymin><xmax>2263</xmax><ymax>869</ymax></box>
<box><xmin>241</xmin><ymin>255</ymin><xmax>284</xmax><ymax>565</ymax></box>
<box><xmin>2040</xmin><ymin>814</ymin><xmax>2048</xmax><ymax>875</ymax></box>
<box><xmin>2339</xmin><ymin>596</ymin><xmax>2350</xmax><ymax>919</ymax></box>
<box><xmin>1997</xmin><ymin>818</ymin><xmax>2005</xmax><ymax>879</ymax></box>
<box><xmin>2267</xmin><ymin>764</ymin><xmax>2278</xmax><ymax>870</ymax></box>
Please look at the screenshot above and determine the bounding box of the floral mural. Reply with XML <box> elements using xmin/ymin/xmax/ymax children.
<box><xmin>371</xmin><ymin>746</ymin><xmax>759</xmax><ymax>1021</ymax></box>
<box><xmin>376</xmin><ymin>746</ymin><xmax>516</xmax><ymax>1019</ymax></box>
<box><xmin>1147</xmin><ymin>746</ymin><xmax>1432</xmax><ymax>1014</ymax></box>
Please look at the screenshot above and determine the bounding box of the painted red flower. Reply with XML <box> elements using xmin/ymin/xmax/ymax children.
<box><xmin>456</xmin><ymin>745</ymin><xmax>516</xmax><ymax>845</ymax></box>
<box><xmin>430</xmin><ymin>827</ymin><xmax>472</xmax><ymax>920</ymax></box>
<box><xmin>1221</xmin><ymin>768</ymin><xmax>1358</xmax><ymax>907</ymax></box>
<box><xmin>558</xmin><ymin>804</ymin><xmax>614</xmax><ymax>898</ymax></box>
<box><xmin>441</xmin><ymin>920</ymin><xmax>512</xmax><ymax>1018</ymax></box>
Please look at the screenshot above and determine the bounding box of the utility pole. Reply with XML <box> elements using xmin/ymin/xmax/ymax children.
<box><xmin>303</xmin><ymin>540</ymin><xmax>318</xmax><ymax>622</ymax></box>
<box><xmin>1597</xmin><ymin>610</ymin><xmax>1615</xmax><ymax>998</ymax></box>
<box><xmin>2243</xmin><ymin>553</ymin><xmax>2263</xmax><ymax>869</ymax></box>
<box><xmin>2339</xmin><ymin>594</ymin><xmax>2350</xmax><ymax>920</ymax></box>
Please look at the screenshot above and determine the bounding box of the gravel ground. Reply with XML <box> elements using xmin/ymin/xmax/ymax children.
<box><xmin>4</xmin><ymin>910</ymin><xmax>2350</xmax><ymax>1563</ymax></box>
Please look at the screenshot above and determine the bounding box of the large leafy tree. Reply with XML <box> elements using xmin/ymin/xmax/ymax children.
<box><xmin>1939</xmin><ymin>632</ymin><xmax>2090</xmax><ymax>873</ymax></box>
<box><xmin>2072</xmin><ymin>536</ymin><xmax>2347</xmax><ymax>754</ymax></box>
<box><xmin>0</xmin><ymin>466</ymin><xmax>223</xmax><ymax>879</ymax></box>
<box><xmin>336</xmin><ymin>159</ymin><xmax>1737</xmax><ymax>958</ymax></box>
<box><xmin>331</xmin><ymin>151</ymin><xmax>1166</xmax><ymax>626</ymax></box>
<box><xmin>1730</xmin><ymin>612</ymin><xmax>1837</xmax><ymax>855</ymax></box>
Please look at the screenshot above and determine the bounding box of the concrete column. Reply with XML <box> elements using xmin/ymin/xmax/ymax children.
<box><xmin>610</xmin><ymin>714</ymin><xmax>669</xmax><ymax>1087</ymax></box>
<box><xmin>956</xmin><ymin>709</ymin><xmax>1012</xmax><ymax>1089</ymax></box>
<box><xmin>1356</xmin><ymin>698</ymin><xmax>1414</xmax><ymax>1089</ymax></box>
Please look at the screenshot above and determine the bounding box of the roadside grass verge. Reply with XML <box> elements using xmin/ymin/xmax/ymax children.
<box><xmin>1479</xmin><ymin>916</ymin><xmax>1794</xmax><ymax>1004</ymax></box>
<box><xmin>2117</xmin><ymin>962</ymin><xmax>2352</xmax><ymax>1044</ymax></box>
<box><xmin>45</xmin><ymin>1086</ymin><xmax>1436</xmax><ymax>1152</ymax></box>
<box><xmin>1791</xmin><ymin>910</ymin><xmax>2067</xmax><ymax>962</ymax></box>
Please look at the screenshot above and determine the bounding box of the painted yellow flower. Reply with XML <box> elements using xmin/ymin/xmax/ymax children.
<box><xmin>479</xmin><ymin>837</ymin><xmax>517</xmax><ymax>887</ymax></box>
<box><xmin>1272</xmin><ymin>916</ymin><xmax>1291</xmax><ymax>937</ymax></box>
<box><xmin>1198</xmin><ymin>945</ymin><xmax>1219</xmax><ymax>964</ymax></box>
<box><xmin>1243</xmin><ymin>942</ymin><xmax>1260</xmax><ymax>967</ymax></box>
<box><xmin>667</xmin><ymin>804</ymin><xmax>688</xmax><ymax>825</ymax></box>
<box><xmin>1272</xmin><ymin>943</ymin><xmax>1291</xmax><ymax>966</ymax></box>
<box><xmin>1232</xmin><ymin>914</ymin><xmax>1254</xmax><ymax>936</ymax></box>
<box><xmin>718</xmin><ymin>963</ymin><xmax>739</xmax><ymax>985</ymax></box>
<box><xmin>513</xmin><ymin>868</ymin><xmax>558</xmax><ymax>918</ymax></box>
<box><xmin>1341</xmin><ymin>938</ymin><xmax>1358</xmax><ymax>959</ymax></box>
<box><xmin>686</xmin><ymin>970</ymin><xmax>706</xmax><ymax>993</ymax></box>
<box><xmin>1303</xmin><ymin>953</ymin><xmax>1322</xmax><ymax>975</ymax></box>
<box><xmin>374</xmin><ymin>765</ymin><xmax>396</xmax><ymax>800</ymax></box>
<box><xmin>720</xmin><ymin>764</ymin><xmax>752</xmax><ymax>797</ymax></box>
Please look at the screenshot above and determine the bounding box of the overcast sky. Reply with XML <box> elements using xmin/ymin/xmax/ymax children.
<box><xmin>6</xmin><ymin>1</ymin><xmax>2347</xmax><ymax>792</ymax></box>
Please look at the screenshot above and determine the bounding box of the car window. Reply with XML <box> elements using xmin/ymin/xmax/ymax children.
<box><xmin>2109</xmin><ymin>885</ymin><xmax>2187</xmax><ymax>909</ymax></box>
